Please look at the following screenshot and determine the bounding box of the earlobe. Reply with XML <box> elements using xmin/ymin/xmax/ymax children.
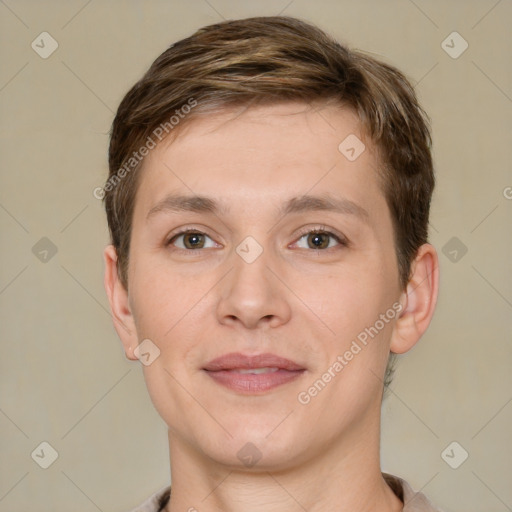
<box><xmin>390</xmin><ymin>243</ymin><xmax>439</xmax><ymax>354</ymax></box>
<box><xmin>103</xmin><ymin>245</ymin><xmax>139</xmax><ymax>360</ymax></box>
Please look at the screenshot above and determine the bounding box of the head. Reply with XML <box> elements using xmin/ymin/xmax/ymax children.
<box><xmin>103</xmin><ymin>16</ymin><xmax>438</xmax><ymax>469</ymax></box>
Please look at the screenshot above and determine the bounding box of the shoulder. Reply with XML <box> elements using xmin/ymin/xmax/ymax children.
<box><xmin>383</xmin><ymin>473</ymin><xmax>444</xmax><ymax>512</ymax></box>
<box><xmin>127</xmin><ymin>485</ymin><xmax>171</xmax><ymax>512</ymax></box>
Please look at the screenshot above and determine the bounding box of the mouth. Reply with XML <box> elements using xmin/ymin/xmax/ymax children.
<box><xmin>202</xmin><ymin>352</ymin><xmax>306</xmax><ymax>394</ymax></box>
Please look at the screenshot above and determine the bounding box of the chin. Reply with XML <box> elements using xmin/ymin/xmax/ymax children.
<box><xmin>199</xmin><ymin>428</ymin><xmax>306</xmax><ymax>472</ymax></box>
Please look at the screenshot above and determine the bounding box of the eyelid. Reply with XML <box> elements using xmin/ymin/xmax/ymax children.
<box><xmin>166</xmin><ymin>226</ymin><xmax>220</xmax><ymax>248</ymax></box>
<box><xmin>291</xmin><ymin>224</ymin><xmax>350</xmax><ymax>248</ymax></box>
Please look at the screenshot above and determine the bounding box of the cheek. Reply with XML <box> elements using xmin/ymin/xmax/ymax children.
<box><xmin>303</xmin><ymin>266</ymin><xmax>398</xmax><ymax>383</ymax></box>
<box><xmin>323</xmin><ymin>291</ymin><xmax>391</xmax><ymax>361</ymax></box>
<box><xmin>128</xmin><ymin>253</ymin><xmax>209</xmax><ymax>337</ymax></box>
<box><xmin>298</xmin><ymin>262</ymin><xmax>388</xmax><ymax>328</ymax></box>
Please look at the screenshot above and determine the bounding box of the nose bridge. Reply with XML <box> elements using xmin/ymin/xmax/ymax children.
<box><xmin>215</xmin><ymin>235</ymin><xmax>291</xmax><ymax>328</ymax></box>
<box><xmin>229</xmin><ymin>236</ymin><xmax>274</xmax><ymax>307</ymax></box>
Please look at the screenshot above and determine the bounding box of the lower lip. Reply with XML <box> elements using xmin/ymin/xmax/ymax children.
<box><xmin>204</xmin><ymin>369</ymin><xmax>305</xmax><ymax>393</ymax></box>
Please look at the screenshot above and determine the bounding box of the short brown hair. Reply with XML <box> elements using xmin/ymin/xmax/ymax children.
<box><xmin>104</xmin><ymin>15</ymin><xmax>435</xmax><ymax>388</ymax></box>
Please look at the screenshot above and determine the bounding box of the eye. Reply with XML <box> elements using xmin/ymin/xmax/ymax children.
<box><xmin>292</xmin><ymin>228</ymin><xmax>347</xmax><ymax>250</ymax></box>
<box><xmin>167</xmin><ymin>230</ymin><xmax>217</xmax><ymax>250</ymax></box>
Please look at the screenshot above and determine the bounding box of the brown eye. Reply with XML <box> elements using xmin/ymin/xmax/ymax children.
<box><xmin>168</xmin><ymin>231</ymin><xmax>216</xmax><ymax>250</ymax></box>
<box><xmin>307</xmin><ymin>232</ymin><xmax>331</xmax><ymax>249</ymax></box>
<box><xmin>294</xmin><ymin>230</ymin><xmax>346</xmax><ymax>250</ymax></box>
<box><xmin>182</xmin><ymin>232</ymin><xmax>205</xmax><ymax>249</ymax></box>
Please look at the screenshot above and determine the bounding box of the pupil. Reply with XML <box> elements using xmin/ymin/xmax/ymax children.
<box><xmin>310</xmin><ymin>233</ymin><xmax>327</xmax><ymax>249</ymax></box>
<box><xmin>185</xmin><ymin>233</ymin><xmax>203</xmax><ymax>249</ymax></box>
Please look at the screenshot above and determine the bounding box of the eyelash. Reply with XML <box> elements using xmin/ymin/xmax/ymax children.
<box><xmin>166</xmin><ymin>225</ymin><xmax>349</xmax><ymax>252</ymax></box>
<box><xmin>293</xmin><ymin>225</ymin><xmax>349</xmax><ymax>250</ymax></box>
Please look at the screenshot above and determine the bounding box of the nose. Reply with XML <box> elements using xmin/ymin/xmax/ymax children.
<box><xmin>215</xmin><ymin>242</ymin><xmax>292</xmax><ymax>330</ymax></box>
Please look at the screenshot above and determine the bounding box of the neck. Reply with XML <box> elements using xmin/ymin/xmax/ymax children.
<box><xmin>165</xmin><ymin>407</ymin><xmax>402</xmax><ymax>512</ymax></box>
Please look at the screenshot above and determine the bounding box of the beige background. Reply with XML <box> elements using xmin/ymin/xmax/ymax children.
<box><xmin>1</xmin><ymin>0</ymin><xmax>511</xmax><ymax>511</ymax></box>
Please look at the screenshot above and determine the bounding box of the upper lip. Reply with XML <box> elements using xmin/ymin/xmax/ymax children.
<box><xmin>203</xmin><ymin>352</ymin><xmax>305</xmax><ymax>371</ymax></box>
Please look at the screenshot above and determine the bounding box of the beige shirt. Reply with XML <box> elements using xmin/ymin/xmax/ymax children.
<box><xmin>129</xmin><ymin>473</ymin><xmax>443</xmax><ymax>511</ymax></box>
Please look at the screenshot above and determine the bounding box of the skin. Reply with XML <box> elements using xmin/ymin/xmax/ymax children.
<box><xmin>104</xmin><ymin>101</ymin><xmax>439</xmax><ymax>512</ymax></box>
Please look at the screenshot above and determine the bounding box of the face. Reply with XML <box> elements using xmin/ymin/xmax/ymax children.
<box><xmin>118</xmin><ymin>102</ymin><xmax>407</xmax><ymax>470</ymax></box>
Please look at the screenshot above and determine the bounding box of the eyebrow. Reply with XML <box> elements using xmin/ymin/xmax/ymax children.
<box><xmin>146</xmin><ymin>193</ymin><xmax>370</xmax><ymax>223</ymax></box>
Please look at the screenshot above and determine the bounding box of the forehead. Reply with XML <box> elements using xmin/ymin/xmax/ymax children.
<box><xmin>133</xmin><ymin>101</ymin><xmax>384</xmax><ymax>219</ymax></box>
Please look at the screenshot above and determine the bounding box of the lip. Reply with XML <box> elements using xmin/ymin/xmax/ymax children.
<box><xmin>203</xmin><ymin>352</ymin><xmax>305</xmax><ymax>372</ymax></box>
<box><xmin>202</xmin><ymin>352</ymin><xmax>306</xmax><ymax>394</ymax></box>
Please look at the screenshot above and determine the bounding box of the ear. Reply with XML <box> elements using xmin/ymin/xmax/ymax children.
<box><xmin>390</xmin><ymin>243</ymin><xmax>439</xmax><ymax>354</ymax></box>
<box><xmin>103</xmin><ymin>244</ymin><xmax>139</xmax><ymax>360</ymax></box>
